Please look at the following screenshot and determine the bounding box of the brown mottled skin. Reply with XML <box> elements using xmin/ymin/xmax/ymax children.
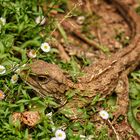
<box><xmin>21</xmin><ymin>0</ymin><xmax>140</xmax><ymax>119</ymax></box>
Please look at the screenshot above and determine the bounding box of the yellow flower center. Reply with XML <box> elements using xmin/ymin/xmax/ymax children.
<box><xmin>0</xmin><ymin>92</ymin><xmax>3</xmax><ymax>97</ymax></box>
<box><xmin>0</xmin><ymin>68</ymin><xmax>4</xmax><ymax>73</ymax></box>
<box><xmin>102</xmin><ymin>113</ymin><xmax>105</xmax><ymax>116</ymax></box>
<box><xmin>58</xmin><ymin>133</ymin><xmax>62</xmax><ymax>137</ymax></box>
<box><xmin>44</xmin><ymin>45</ymin><xmax>48</xmax><ymax>49</ymax></box>
<box><xmin>12</xmin><ymin>75</ymin><xmax>18</xmax><ymax>81</ymax></box>
<box><xmin>31</xmin><ymin>50</ymin><xmax>36</xmax><ymax>55</ymax></box>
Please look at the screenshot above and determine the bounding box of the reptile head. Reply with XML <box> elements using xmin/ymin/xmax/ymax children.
<box><xmin>28</xmin><ymin>60</ymin><xmax>67</xmax><ymax>83</ymax></box>
<box><xmin>20</xmin><ymin>60</ymin><xmax>68</xmax><ymax>105</ymax></box>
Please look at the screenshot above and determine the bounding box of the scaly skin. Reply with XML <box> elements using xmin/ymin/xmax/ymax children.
<box><xmin>21</xmin><ymin>0</ymin><xmax>140</xmax><ymax>119</ymax></box>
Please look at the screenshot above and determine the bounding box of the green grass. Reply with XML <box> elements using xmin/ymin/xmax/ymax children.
<box><xmin>0</xmin><ymin>0</ymin><xmax>140</xmax><ymax>139</ymax></box>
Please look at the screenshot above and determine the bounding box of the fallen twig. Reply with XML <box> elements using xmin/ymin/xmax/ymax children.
<box><xmin>50</xmin><ymin>39</ymin><xmax>70</xmax><ymax>61</ymax></box>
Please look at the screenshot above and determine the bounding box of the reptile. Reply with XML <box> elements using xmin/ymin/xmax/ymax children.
<box><xmin>20</xmin><ymin>0</ymin><xmax>140</xmax><ymax>120</ymax></box>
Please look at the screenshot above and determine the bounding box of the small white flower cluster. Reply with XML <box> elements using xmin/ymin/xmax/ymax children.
<box><xmin>0</xmin><ymin>41</ymin><xmax>51</xmax><ymax>85</ymax></box>
<box><xmin>27</xmin><ymin>42</ymin><xmax>51</xmax><ymax>59</ymax></box>
<box><xmin>51</xmin><ymin>129</ymin><xmax>66</xmax><ymax>140</ymax></box>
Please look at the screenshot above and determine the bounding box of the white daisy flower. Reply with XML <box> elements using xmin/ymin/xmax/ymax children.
<box><xmin>55</xmin><ymin>129</ymin><xmax>66</xmax><ymax>140</ymax></box>
<box><xmin>99</xmin><ymin>110</ymin><xmax>109</xmax><ymax>120</ymax></box>
<box><xmin>0</xmin><ymin>65</ymin><xmax>6</xmax><ymax>75</ymax></box>
<box><xmin>0</xmin><ymin>17</ymin><xmax>6</xmax><ymax>26</ymax></box>
<box><xmin>35</xmin><ymin>16</ymin><xmax>46</xmax><ymax>25</ymax></box>
<box><xmin>40</xmin><ymin>42</ymin><xmax>51</xmax><ymax>53</ymax></box>
<box><xmin>50</xmin><ymin>137</ymin><xmax>57</xmax><ymax>140</ymax></box>
<box><xmin>76</xmin><ymin>16</ymin><xmax>85</xmax><ymax>25</ymax></box>
<box><xmin>28</xmin><ymin>49</ymin><xmax>37</xmax><ymax>58</ymax></box>
<box><xmin>11</xmin><ymin>74</ymin><xmax>18</xmax><ymax>84</ymax></box>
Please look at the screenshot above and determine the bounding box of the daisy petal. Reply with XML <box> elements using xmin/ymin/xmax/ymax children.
<box><xmin>35</xmin><ymin>16</ymin><xmax>46</xmax><ymax>25</ymax></box>
<box><xmin>0</xmin><ymin>17</ymin><xmax>6</xmax><ymax>25</ymax></box>
<box><xmin>0</xmin><ymin>65</ymin><xmax>6</xmax><ymax>75</ymax></box>
<box><xmin>50</xmin><ymin>137</ymin><xmax>57</xmax><ymax>140</ymax></box>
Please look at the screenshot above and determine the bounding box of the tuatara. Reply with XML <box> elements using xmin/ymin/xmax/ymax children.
<box><xmin>20</xmin><ymin>0</ymin><xmax>140</xmax><ymax>119</ymax></box>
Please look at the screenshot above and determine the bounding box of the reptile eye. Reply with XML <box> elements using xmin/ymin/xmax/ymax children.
<box><xmin>37</xmin><ymin>75</ymin><xmax>50</xmax><ymax>84</ymax></box>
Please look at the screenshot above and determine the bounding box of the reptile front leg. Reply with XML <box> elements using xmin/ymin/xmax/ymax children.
<box><xmin>114</xmin><ymin>73</ymin><xmax>129</xmax><ymax>120</ymax></box>
<box><xmin>59</xmin><ymin>95</ymin><xmax>91</xmax><ymax>120</ymax></box>
<box><xmin>113</xmin><ymin>53</ymin><xmax>140</xmax><ymax>120</ymax></box>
